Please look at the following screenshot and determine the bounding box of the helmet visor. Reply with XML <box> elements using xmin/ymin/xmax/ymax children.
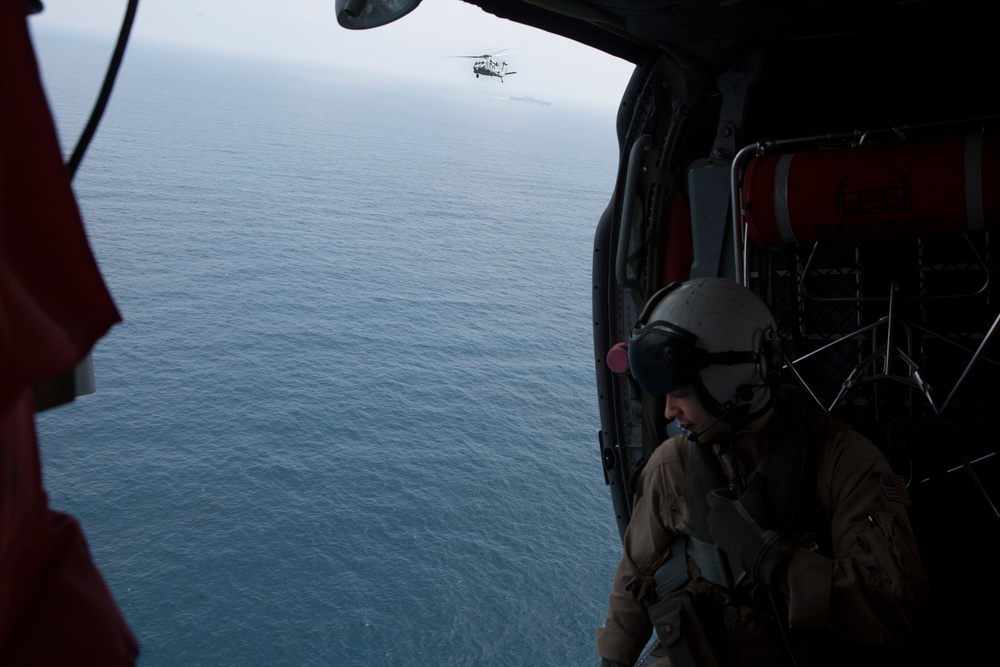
<box><xmin>627</xmin><ymin>321</ymin><xmax>703</xmax><ymax>396</ymax></box>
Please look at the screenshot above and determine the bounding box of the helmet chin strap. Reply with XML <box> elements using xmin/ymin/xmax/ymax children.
<box><xmin>679</xmin><ymin>384</ymin><xmax>773</xmax><ymax>443</ymax></box>
<box><xmin>677</xmin><ymin>402</ymin><xmax>738</xmax><ymax>443</ymax></box>
<box><xmin>679</xmin><ymin>420</ymin><xmax>724</xmax><ymax>443</ymax></box>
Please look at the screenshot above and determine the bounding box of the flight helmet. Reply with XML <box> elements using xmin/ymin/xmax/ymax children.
<box><xmin>627</xmin><ymin>278</ymin><xmax>778</xmax><ymax>421</ymax></box>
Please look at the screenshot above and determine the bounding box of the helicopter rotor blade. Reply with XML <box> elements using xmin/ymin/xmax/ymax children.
<box><xmin>444</xmin><ymin>50</ymin><xmax>519</xmax><ymax>59</ymax></box>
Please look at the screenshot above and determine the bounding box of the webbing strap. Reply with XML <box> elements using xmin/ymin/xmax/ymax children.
<box><xmin>689</xmin><ymin>537</ymin><xmax>743</xmax><ymax>590</ymax></box>
<box><xmin>654</xmin><ymin>534</ymin><xmax>691</xmax><ymax>598</ymax></box>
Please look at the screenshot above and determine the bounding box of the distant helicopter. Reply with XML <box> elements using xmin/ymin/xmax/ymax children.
<box><xmin>447</xmin><ymin>50</ymin><xmax>517</xmax><ymax>81</ymax></box>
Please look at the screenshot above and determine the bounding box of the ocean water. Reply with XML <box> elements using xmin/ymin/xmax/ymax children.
<box><xmin>30</xmin><ymin>27</ymin><xmax>625</xmax><ymax>667</ymax></box>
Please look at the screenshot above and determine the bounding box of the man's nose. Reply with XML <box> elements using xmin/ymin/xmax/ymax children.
<box><xmin>664</xmin><ymin>395</ymin><xmax>680</xmax><ymax>419</ymax></box>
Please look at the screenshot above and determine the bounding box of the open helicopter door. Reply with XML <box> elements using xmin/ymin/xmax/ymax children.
<box><xmin>731</xmin><ymin>124</ymin><xmax>1000</xmax><ymax>658</ymax></box>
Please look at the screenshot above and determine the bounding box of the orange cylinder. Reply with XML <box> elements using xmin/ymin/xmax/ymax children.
<box><xmin>742</xmin><ymin>133</ymin><xmax>1000</xmax><ymax>246</ymax></box>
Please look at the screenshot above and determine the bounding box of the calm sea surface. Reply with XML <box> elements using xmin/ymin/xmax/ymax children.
<box><xmin>30</xmin><ymin>26</ymin><xmax>625</xmax><ymax>667</ymax></box>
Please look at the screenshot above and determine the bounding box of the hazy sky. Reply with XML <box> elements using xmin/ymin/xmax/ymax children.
<box><xmin>30</xmin><ymin>0</ymin><xmax>636</xmax><ymax>110</ymax></box>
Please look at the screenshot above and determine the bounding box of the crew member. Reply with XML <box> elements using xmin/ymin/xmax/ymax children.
<box><xmin>596</xmin><ymin>277</ymin><xmax>928</xmax><ymax>667</ymax></box>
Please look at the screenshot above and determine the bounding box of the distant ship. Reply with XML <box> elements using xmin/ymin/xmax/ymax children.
<box><xmin>508</xmin><ymin>94</ymin><xmax>551</xmax><ymax>106</ymax></box>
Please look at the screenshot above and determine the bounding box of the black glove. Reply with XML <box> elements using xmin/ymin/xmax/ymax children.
<box><xmin>705</xmin><ymin>477</ymin><xmax>791</xmax><ymax>589</ymax></box>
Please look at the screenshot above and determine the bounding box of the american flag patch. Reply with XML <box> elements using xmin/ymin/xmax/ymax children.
<box><xmin>879</xmin><ymin>472</ymin><xmax>913</xmax><ymax>505</ymax></box>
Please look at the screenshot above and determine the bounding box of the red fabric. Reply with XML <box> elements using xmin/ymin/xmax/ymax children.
<box><xmin>1</xmin><ymin>7</ymin><xmax>121</xmax><ymax>386</ymax></box>
<box><xmin>1</xmin><ymin>3</ymin><xmax>135</xmax><ymax>664</ymax></box>
<box><xmin>661</xmin><ymin>185</ymin><xmax>693</xmax><ymax>286</ymax></box>
<box><xmin>0</xmin><ymin>393</ymin><xmax>139</xmax><ymax>666</ymax></box>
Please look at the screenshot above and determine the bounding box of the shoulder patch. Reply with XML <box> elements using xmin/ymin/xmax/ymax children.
<box><xmin>878</xmin><ymin>471</ymin><xmax>913</xmax><ymax>506</ymax></box>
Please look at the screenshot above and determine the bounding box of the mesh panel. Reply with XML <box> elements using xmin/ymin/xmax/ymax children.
<box><xmin>752</xmin><ymin>231</ymin><xmax>1000</xmax><ymax>441</ymax></box>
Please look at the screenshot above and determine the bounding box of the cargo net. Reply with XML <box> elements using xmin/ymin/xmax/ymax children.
<box><xmin>751</xmin><ymin>231</ymin><xmax>1000</xmax><ymax>474</ymax></box>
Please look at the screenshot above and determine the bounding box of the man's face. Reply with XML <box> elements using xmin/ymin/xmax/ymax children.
<box><xmin>664</xmin><ymin>386</ymin><xmax>725</xmax><ymax>442</ymax></box>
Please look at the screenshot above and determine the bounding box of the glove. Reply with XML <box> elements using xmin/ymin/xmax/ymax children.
<box><xmin>705</xmin><ymin>477</ymin><xmax>791</xmax><ymax>589</ymax></box>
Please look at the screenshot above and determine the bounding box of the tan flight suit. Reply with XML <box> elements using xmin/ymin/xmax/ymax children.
<box><xmin>595</xmin><ymin>407</ymin><xmax>929</xmax><ymax>667</ymax></box>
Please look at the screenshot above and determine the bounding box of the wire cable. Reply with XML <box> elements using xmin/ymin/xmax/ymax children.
<box><xmin>66</xmin><ymin>0</ymin><xmax>139</xmax><ymax>179</ymax></box>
